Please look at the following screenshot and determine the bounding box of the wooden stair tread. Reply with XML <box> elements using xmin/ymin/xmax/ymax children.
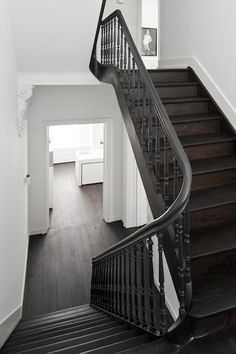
<box><xmin>170</xmin><ymin>113</ymin><xmax>222</xmax><ymax>124</ymax></box>
<box><xmin>190</xmin><ymin>156</ymin><xmax>236</xmax><ymax>175</ymax></box>
<box><xmin>190</xmin><ymin>272</ymin><xmax>236</xmax><ymax>318</ymax></box>
<box><xmin>154</xmin><ymin>81</ymin><xmax>198</xmax><ymax>87</ymax></box>
<box><xmin>179</xmin><ymin>133</ymin><xmax>236</xmax><ymax>147</ymax></box>
<box><xmin>190</xmin><ymin>184</ymin><xmax>236</xmax><ymax>212</ymax></box>
<box><xmin>191</xmin><ymin>221</ymin><xmax>236</xmax><ymax>258</ymax></box>
<box><xmin>162</xmin><ymin>96</ymin><xmax>210</xmax><ymax>104</ymax></box>
<box><xmin>148</xmin><ymin>68</ymin><xmax>190</xmax><ymax>73</ymax></box>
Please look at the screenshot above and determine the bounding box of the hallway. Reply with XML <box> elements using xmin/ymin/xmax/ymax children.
<box><xmin>23</xmin><ymin>163</ymin><xmax>137</xmax><ymax>320</ymax></box>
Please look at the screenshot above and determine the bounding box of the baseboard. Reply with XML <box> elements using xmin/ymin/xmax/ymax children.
<box><xmin>105</xmin><ymin>215</ymin><xmax>122</xmax><ymax>223</ymax></box>
<box><xmin>159</xmin><ymin>57</ymin><xmax>236</xmax><ymax>129</ymax></box>
<box><xmin>29</xmin><ymin>228</ymin><xmax>48</xmax><ymax>236</ymax></box>
<box><xmin>0</xmin><ymin>306</ymin><xmax>22</xmax><ymax>348</ymax></box>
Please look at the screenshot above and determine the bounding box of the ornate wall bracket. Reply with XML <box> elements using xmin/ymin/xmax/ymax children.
<box><xmin>18</xmin><ymin>85</ymin><xmax>35</xmax><ymax>137</ymax></box>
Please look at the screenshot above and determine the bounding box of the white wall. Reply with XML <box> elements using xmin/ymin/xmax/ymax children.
<box><xmin>160</xmin><ymin>0</ymin><xmax>236</xmax><ymax>124</ymax></box>
<box><xmin>141</xmin><ymin>0</ymin><xmax>159</xmax><ymax>69</ymax></box>
<box><xmin>0</xmin><ymin>0</ymin><xmax>29</xmax><ymax>346</ymax></box>
<box><xmin>28</xmin><ymin>85</ymin><xmax>124</xmax><ymax>235</ymax></box>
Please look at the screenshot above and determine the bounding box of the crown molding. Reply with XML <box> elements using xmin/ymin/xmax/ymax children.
<box><xmin>18</xmin><ymin>85</ymin><xmax>35</xmax><ymax>137</ymax></box>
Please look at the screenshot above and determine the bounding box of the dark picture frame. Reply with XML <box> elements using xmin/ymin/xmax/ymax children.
<box><xmin>141</xmin><ymin>27</ymin><xmax>157</xmax><ymax>56</ymax></box>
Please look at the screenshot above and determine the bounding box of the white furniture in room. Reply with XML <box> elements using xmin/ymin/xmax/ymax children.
<box><xmin>75</xmin><ymin>150</ymin><xmax>104</xmax><ymax>186</ymax></box>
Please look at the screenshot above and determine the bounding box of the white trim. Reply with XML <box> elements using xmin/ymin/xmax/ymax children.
<box><xmin>159</xmin><ymin>56</ymin><xmax>236</xmax><ymax>129</ymax></box>
<box><xmin>0</xmin><ymin>306</ymin><xmax>22</xmax><ymax>348</ymax></box>
<box><xmin>29</xmin><ymin>229</ymin><xmax>47</xmax><ymax>236</ymax></box>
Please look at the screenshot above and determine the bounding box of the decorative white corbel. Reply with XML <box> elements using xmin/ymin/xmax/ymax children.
<box><xmin>18</xmin><ymin>85</ymin><xmax>34</xmax><ymax>137</ymax></box>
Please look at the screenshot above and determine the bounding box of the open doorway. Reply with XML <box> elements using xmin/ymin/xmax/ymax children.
<box><xmin>48</xmin><ymin>123</ymin><xmax>104</xmax><ymax>228</ymax></box>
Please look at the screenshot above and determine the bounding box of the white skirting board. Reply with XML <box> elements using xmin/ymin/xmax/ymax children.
<box><xmin>159</xmin><ymin>57</ymin><xmax>236</xmax><ymax>130</ymax></box>
<box><xmin>0</xmin><ymin>306</ymin><xmax>22</xmax><ymax>348</ymax></box>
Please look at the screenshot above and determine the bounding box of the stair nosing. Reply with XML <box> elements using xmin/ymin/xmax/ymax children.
<box><xmin>162</xmin><ymin>96</ymin><xmax>210</xmax><ymax>104</ymax></box>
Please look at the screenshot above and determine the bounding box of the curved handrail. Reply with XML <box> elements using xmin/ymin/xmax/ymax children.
<box><xmin>91</xmin><ymin>9</ymin><xmax>192</xmax><ymax>261</ymax></box>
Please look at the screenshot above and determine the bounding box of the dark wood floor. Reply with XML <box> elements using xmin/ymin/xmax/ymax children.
<box><xmin>23</xmin><ymin>163</ymin><xmax>137</xmax><ymax>319</ymax></box>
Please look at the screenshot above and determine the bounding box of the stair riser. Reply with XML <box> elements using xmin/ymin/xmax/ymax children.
<box><xmin>164</xmin><ymin>102</ymin><xmax>209</xmax><ymax>116</ymax></box>
<box><xmin>191</xmin><ymin>169</ymin><xmax>236</xmax><ymax>191</ymax></box>
<box><xmin>191</xmin><ymin>308</ymin><xmax>236</xmax><ymax>338</ymax></box>
<box><xmin>162</xmin><ymin>169</ymin><xmax>236</xmax><ymax>195</ymax></box>
<box><xmin>191</xmin><ymin>250</ymin><xmax>236</xmax><ymax>287</ymax></box>
<box><xmin>173</xmin><ymin>120</ymin><xmax>220</xmax><ymax>137</ymax></box>
<box><xmin>184</xmin><ymin>141</ymin><xmax>235</xmax><ymax>160</ymax></box>
<box><xmin>156</xmin><ymin>85</ymin><xmax>198</xmax><ymax>98</ymax></box>
<box><xmin>149</xmin><ymin>70</ymin><xmax>190</xmax><ymax>82</ymax></box>
<box><xmin>190</xmin><ymin>203</ymin><xmax>236</xmax><ymax>230</ymax></box>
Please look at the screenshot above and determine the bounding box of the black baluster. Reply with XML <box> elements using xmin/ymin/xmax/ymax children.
<box><xmin>113</xmin><ymin>253</ymin><xmax>117</xmax><ymax>314</ymax></box>
<box><xmin>163</xmin><ymin>135</ymin><xmax>170</xmax><ymax>209</ymax></box>
<box><xmin>101</xmin><ymin>24</ymin><xmax>104</xmax><ymax>64</ymax></box>
<box><xmin>158</xmin><ymin>233</ymin><xmax>167</xmax><ymax>334</ymax></box>
<box><xmin>134</xmin><ymin>243</ymin><xmax>141</xmax><ymax>325</ymax></box>
<box><xmin>124</xmin><ymin>248</ymin><xmax>129</xmax><ymax>319</ymax></box>
<box><xmin>117</xmin><ymin>22</ymin><xmax>121</xmax><ymax>70</ymax></box>
<box><xmin>129</xmin><ymin>246</ymin><xmax>135</xmax><ymax>322</ymax></box>
<box><xmin>155</xmin><ymin>116</ymin><xmax>161</xmax><ymax>194</ymax></box>
<box><xmin>184</xmin><ymin>204</ymin><xmax>191</xmax><ymax>286</ymax></box>
<box><xmin>114</xmin><ymin>17</ymin><xmax>117</xmax><ymax>66</ymax></box>
<box><xmin>178</xmin><ymin>215</ymin><xmax>186</xmax><ymax>318</ymax></box>
<box><xmin>116</xmin><ymin>252</ymin><xmax>120</xmax><ymax>315</ymax></box>
<box><xmin>140</xmin><ymin>240</ymin><xmax>147</xmax><ymax>328</ymax></box>
<box><xmin>120</xmin><ymin>249</ymin><xmax>126</xmax><ymax>318</ymax></box>
<box><xmin>127</xmin><ymin>47</ymin><xmax>131</xmax><ymax>95</ymax></box>
<box><xmin>124</xmin><ymin>36</ymin><xmax>127</xmax><ymax>83</ymax></box>
<box><xmin>147</xmin><ymin>236</ymin><xmax>158</xmax><ymax>332</ymax></box>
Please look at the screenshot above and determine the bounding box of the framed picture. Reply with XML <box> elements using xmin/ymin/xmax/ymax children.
<box><xmin>142</xmin><ymin>27</ymin><xmax>157</xmax><ymax>56</ymax></box>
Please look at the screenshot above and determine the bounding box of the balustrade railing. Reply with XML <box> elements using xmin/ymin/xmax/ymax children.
<box><xmin>90</xmin><ymin>2</ymin><xmax>192</xmax><ymax>337</ymax></box>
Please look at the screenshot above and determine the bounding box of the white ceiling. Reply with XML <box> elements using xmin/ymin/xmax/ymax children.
<box><xmin>8</xmin><ymin>0</ymin><xmax>102</xmax><ymax>84</ymax></box>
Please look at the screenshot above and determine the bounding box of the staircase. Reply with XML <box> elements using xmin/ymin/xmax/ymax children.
<box><xmin>152</xmin><ymin>67</ymin><xmax>236</xmax><ymax>335</ymax></box>
<box><xmin>1</xmin><ymin>305</ymin><xmax>151</xmax><ymax>353</ymax></box>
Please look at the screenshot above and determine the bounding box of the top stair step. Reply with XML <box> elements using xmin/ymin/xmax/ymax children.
<box><xmin>148</xmin><ymin>68</ymin><xmax>191</xmax><ymax>82</ymax></box>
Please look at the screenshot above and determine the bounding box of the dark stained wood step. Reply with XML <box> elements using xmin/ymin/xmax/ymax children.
<box><xmin>8</xmin><ymin>319</ymin><xmax>118</xmax><ymax>347</ymax></box>
<box><xmin>10</xmin><ymin>315</ymin><xmax>112</xmax><ymax>341</ymax></box>
<box><xmin>8</xmin><ymin>325</ymin><xmax>127</xmax><ymax>354</ymax></box>
<box><xmin>190</xmin><ymin>184</ymin><xmax>236</xmax><ymax>212</ymax></box>
<box><xmin>170</xmin><ymin>112</ymin><xmax>222</xmax><ymax>124</ymax></box>
<box><xmin>17</xmin><ymin>308</ymin><xmax>97</xmax><ymax>331</ymax></box>
<box><xmin>161</xmin><ymin>156</ymin><xmax>236</xmax><ymax>193</ymax></box>
<box><xmin>162</xmin><ymin>96</ymin><xmax>210</xmax><ymax>104</ymax></box>
<box><xmin>18</xmin><ymin>329</ymin><xmax>139</xmax><ymax>354</ymax></box>
<box><xmin>191</xmin><ymin>222</ymin><xmax>236</xmax><ymax>259</ymax></box>
<box><xmin>180</xmin><ymin>133</ymin><xmax>236</xmax><ymax>148</ymax></box>
<box><xmin>148</xmin><ymin>68</ymin><xmax>191</xmax><ymax>82</ymax></box>
<box><xmin>155</xmin><ymin>82</ymin><xmax>199</xmax><ymax>99</ymax></box>
<box><xmin>190</xmin><ymin>272</ymin><xmax>236</xmax><ymax>319</ymax></box>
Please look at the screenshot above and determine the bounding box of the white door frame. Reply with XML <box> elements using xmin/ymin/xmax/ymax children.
<box><xmin>42</xmin><ymin>118</ymin><xmax>112</xmax><ymax>234</ymax></box>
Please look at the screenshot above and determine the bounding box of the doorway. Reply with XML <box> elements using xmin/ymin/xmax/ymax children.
<box><xmin>48</xmin><ymin>123</ymin><xmax>105</xmax><ymax>228</ymax></box>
